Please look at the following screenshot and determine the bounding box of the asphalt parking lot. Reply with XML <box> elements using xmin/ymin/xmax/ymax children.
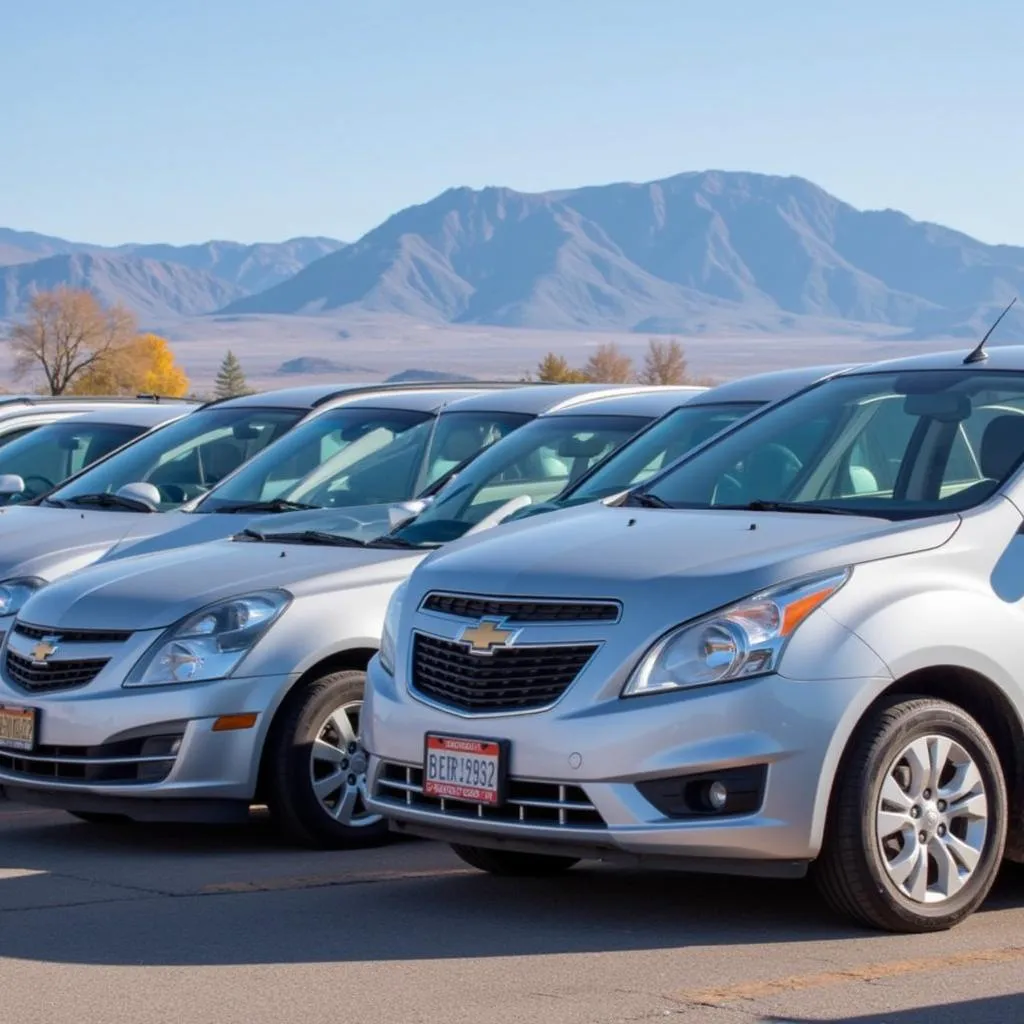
<box><xmin>1</xmin><ymin>796</ymin><xmax>1022</xmax><ymax>1024</ymax></box>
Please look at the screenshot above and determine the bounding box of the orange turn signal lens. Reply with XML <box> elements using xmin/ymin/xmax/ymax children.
<box><xmin>212</xmin><ymin>713</ymin><xmax>259</xmax><ymax>732</ymax></box>
<box><xmin>780</xmin><ymin>585</ymin><xmax>843</xmax><ymax>637</ymax></box>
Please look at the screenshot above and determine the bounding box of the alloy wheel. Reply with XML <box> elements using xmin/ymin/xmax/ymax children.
<box><xmin>875</xmin><ymin>734</ymin><xmax>988</xmax><ymax>904</ymax></box>
<box><xmin>308</xmin><ymin>700</ymin><xmax>381</xmax><ymax>828</ymax></box>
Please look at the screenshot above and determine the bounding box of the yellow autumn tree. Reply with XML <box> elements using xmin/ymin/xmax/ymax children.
<box><xmin>69</xmin><ymin>333</ymin><xmax>190</xmax><ymax>397</ymax></box>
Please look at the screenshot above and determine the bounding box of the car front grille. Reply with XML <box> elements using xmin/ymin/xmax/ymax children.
<box><xmin>13</xmin><ymin>622</ymin><xmax>132</xmax><ymax>644</ymax></box>
<box><xmin>5</xmin><ymin>651</ymin><xmax>109</xmax><ymax>693</ymax></box>
<box><xmin>422</xmin><ymin>593</ymin><xmax>620</xmax><ymax>623</ymax></box>
<box><xmin>374</xmin><ymin>761</ymin><xmax>606</xmax><ymax>829</ymax></box>
<box><xmin>0</xmin><ymin>733</ymin><xmax>182</xmax><ymax>785</ymax></box>
<box><xmin>411</xmin><ymin>633</ymin><xmax>597</xmax><ymax>713</ymax></box>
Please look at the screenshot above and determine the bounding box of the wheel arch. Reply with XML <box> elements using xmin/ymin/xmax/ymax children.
<box><xmin>820</xmin><ymin>664</ymin><xmax>1024</xmax><ymax>862</ymax></box>
<box><xmin>254</xmin><ymin>645</ymin><xmax>378</xmax><ymax>803</ymax></box>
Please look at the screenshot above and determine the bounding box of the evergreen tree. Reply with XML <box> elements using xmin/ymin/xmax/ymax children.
<box><xmin>214</xmin><ymin>350</ymin><xmax>249</xmax><ymax>399</ymax></box>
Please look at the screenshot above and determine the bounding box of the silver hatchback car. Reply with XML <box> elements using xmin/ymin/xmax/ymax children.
<box><xmin>366</xmin><ymin>344</ymin><xmax>1024</xmax><ymax>934</ymax></box>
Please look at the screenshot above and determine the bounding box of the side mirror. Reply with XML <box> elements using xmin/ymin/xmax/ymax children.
<box><xmin>0</xmin><ymin>475</ymin><xmax>25</xmax><ymax>496</ymax></box>
<box><xmin>388</xmin><ymin>496</ymin><xmax>433</xmax><ymax>529</ymax></box>
<box><xmin>116</xmin><ymin>482</ymin><xmax>161</xmax><ymax>510</ymax></box>
<box><xmin>465</xmin><ymin>494</ymin><xmax>532</xmax><ymax>535</ymax></box>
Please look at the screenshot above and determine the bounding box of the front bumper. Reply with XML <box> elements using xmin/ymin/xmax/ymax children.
<box><xmin>363</xmin><ymin>656</ymin><xmax>888</xmax><ymax>870</ymax></box>
<box><xmin>0</xmin><ymin>666</ymin><xmax>297</xmax><ymax>820</ymax></box>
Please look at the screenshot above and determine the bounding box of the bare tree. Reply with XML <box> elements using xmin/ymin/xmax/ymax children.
<box><xmin>7</xmin><ymin>288</ymin><xmax>138</xmax><ymax>395</ymax></box>
<box><xmin>638</xmin><ymin>338</ymin><xmax>689</xmax><ymax>385</ymax></box>
<box><xmin>583</xmin><ymin>343</ymin><xmax>634</xmax><ymax>383</ymax></box>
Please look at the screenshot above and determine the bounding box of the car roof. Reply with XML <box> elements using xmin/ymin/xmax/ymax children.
<box><xmin>440</xmin><ymin>383</ymin><xmax>662</xmax><ymax>416</ymax></box>
<box><xmin>841</xmin><ymin>345</ymin><xmax>1024</xmax><ymax>376</ymax></box>
<box><xmin>542</xmin><ymin>385</ymin><xmax>708</xmax><ymax>418</ymax></box>
<box><xmin>205</xmin><ymin>381</ymin><xmax>516</xmax><ymax>412</ymax></box>
<box><xmin>0</xmin><ymin>396</ymin><xmax>196</xmax><ymax>419</ymax></box>
<box><xmin>53</xmin><ymin>405</ymin><xmax>192</xmax><ymax>428</ymax></box>
<box><xmin>690</xmin><ymin>364</ymin><xmax>857</xmax><ymax>404</ymax></box>
<box><xmin>299</xmin><ymin>387</ymin><xmax>496</xmax><ymax>415</ymax></box>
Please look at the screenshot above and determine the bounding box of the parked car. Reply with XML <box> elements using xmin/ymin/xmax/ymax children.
<box><xmin>0</xmin><ymin>385</ymin><xmax>700</xmax><ymax>846</ymax></box>
<box><xmin>0</xmin><ymin>382</ymin><xmax>508</xmax><ymax>617</ymax></box>
<box><xmin>414</xmin><ymin>365</ymin><xmax>854</xmax><ymax>532</ymax></box>
<box><xmin>91</xmin><ymin>382</ymin><xmax>629</xmax><ymax>563</ymax></box>
<box><xmin>364</xmin><ymin>345</ymin><xmax>1024</xmax><ymax>934</ymax></box>
<box><xmin>0</xmin><ymin>395</ymin><xmax>188</xmax><ymax>450</ymax></box>
<box><xmin>0</xmin><ymin>404</ymin><xmax>196</xmax><ymax>505</ymax></box>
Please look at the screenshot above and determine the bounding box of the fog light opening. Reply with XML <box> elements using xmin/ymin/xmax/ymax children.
<box><xmin>706</xmin><ymin>780</ymin><xmax>728</xmax><ymax>811</ymax></box>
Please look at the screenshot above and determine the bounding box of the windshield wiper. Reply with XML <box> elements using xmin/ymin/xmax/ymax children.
<box><xmin>624</xmin><ymin>491</ymin><xmax>674</xmax><ymax>509</ymax></box>
<box><xmin>212</xmin><ymin>498</ymin><xmax>319</xmax><ymax>514</ymax></box>
<box><xmin>367</xmin><ymin>534</ymin><xmax>427</xmax><ymax>549</ymax></box>
<box><xmin>744</xmin><ymin>499</ymin><xmax>861</xmax><ymax>516</ymax></box>
<box><xmin>241</xmin><ymin>528</ymin><xmax>368</xmax><ymax>547</ymax></box>
<box><xmin>64</xmin><ymin>493</ymin><xmax>156</xmax><ymax>513</ymax></box>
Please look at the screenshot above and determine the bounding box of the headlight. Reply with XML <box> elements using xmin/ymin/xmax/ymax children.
<box><xmin>126</xmin><ymin>590</ymin><xmax>290</xmax><ymax>688</ymax></box>
<box><xmin>0</xmin><ymin>577</ymin><xmax>46</xmax><ymax>617</ymax></box>
<box><xmin>622</xmin><ymin>568</ymin><xmax>850</xmax><ymax>697</ymax></box>
<box><xmin>379</xmin><ymin>580</ymin><xmax>408</xmax><ymax>676</ymax></box>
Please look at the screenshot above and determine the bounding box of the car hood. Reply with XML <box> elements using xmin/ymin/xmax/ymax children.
<box><xmin>21</xmin><ymin>537</ymin><xmax>424</xmax><ymax>632</ymax></box>
<box><xmin>414</xmin><ymin>503</ymin><xmax>961</xmax><ymax>619</ymax></box>
<box><xmin>0</xmin><ymin>505</ymin><xmax>180</xmax><ymax>580</ymax></box>
<box><xmin>101</xmin><ymin>504</ymin><xmax>397</xmax><ymax>562</ymax></box>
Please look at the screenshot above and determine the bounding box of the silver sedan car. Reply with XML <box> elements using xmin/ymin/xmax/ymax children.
<box><xmin>0</xmin><ymin>386</ymin><xmax>698</xmax><ymax>847</ymax></box>
<box><xmin>366</xmin><ymin>344</ymin><xmax>1024</xmax><ymax>933</ymax></box>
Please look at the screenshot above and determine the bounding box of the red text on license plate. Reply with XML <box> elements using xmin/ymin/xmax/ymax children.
<box><xmin>424</xmin><ymin>734</ymin><xmax>502</xmax><ymax>805</ymax></box>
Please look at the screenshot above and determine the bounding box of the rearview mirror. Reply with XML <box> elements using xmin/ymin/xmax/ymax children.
<box><xmin>116</xmin><ymin>481</ymin><xmax>161</xmax><ymax>510</ymax></box>
<box><xmin>903</xmin><ymin>392</ymin><xmax>971</xmax><ymax>423</ymax></box>
<box><xmin>0</xmin><ymin>475</ymin><xmax>25</xmax><ymax>496</ymax></box>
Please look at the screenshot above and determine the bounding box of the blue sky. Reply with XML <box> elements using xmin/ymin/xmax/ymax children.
<box><xmin>2</xmin><ymin>0</ymin><xmax>1021</xmax><ymax>246</ymax></box>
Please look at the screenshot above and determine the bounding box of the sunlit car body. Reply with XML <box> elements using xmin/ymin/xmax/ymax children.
<box><xmin>0</xmin><ymin>382</ymin><xmax>509</xmax><ymax>628</ymax></box>
<box><xmin>0</xmin><ymin>386</ymin><xmax>699</xmax><ymax>847</ymax></box>
<box><xmin>0</xmin><ymin>404</ymin><xmax>196</xmax><ymax>505</ymax></box>
<box><xmin>366</xmin><ymin>345</ymin><xmax>1024</xmax><ymax>935</ymax></box>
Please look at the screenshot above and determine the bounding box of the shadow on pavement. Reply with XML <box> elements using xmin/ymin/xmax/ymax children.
<box><xmin>769</xmin><ymin>992</ymin><xmax>1024</xmax><ymax>1022</ymax></box>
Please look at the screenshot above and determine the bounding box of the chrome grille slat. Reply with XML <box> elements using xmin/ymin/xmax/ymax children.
<box><xmin>0</xmin><ymin>734</ymin><xmax>182</xmax><ymax>784</ymax></box>
<box><xmin>412</xmin><ymin>633</ymin><xmax>596</xmax><ymax>713</ymax></box>
<box><xmin>5</xmin><ymin>650</ymin><xmax>108</xmax><ymax>693</ymax></box>
<box><xmin>422</xmin><ymin>593</ymin><xmax>619</xmax><ymax>623</ymax></box>
<box><xmin>375</xmin><ymin>761</ymin><xmax>606</xmax><ymax>829</ymax></box>
<box><xmin>14</xmin><ymin>622</ymin><xmax>132</xmax><ymax>644</ymax></box>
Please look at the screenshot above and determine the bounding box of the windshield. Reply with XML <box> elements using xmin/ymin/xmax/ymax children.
<box><xmin>275</xmin><ymin>409</ymin><xmax>531</xmax><ymax>509</ymax></box>
<box><xmin>392</xmin><ymin>412</ymin><xmax>649</xmax><ymax>546</ymax></box>
<box><xmin>564</xmin><ymin>401</ymin><xmax>763</xmax><ymax>503</ymax></box>
<box><xmin>0</xmin><ymin>420</ymin><xmax>145</xmax><ymax>505</ymax></box>
<box><xmin>641</xmin><ymin>370</ymin><xmax>1024</xmax><ymax>519</ymax></box>
<box><xmin>48</xmin><ymin>406</ymin><xmax>303</xmax><ymax>511</ymax></box>
<box><xmin>196</xmin><ymin>406</ymin><xmax>432</xmax><ymax>511</ymax></box>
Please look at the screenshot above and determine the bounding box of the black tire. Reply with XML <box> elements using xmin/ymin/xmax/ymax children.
<box><xmin>264</xmin><ymin>669</ymin><xmax>390</xmax><ymax>849</ymax></box>
<box><xmin>451</xmin><ymin>843</ymin><xmax>579</xmax><ymax>876</ymax></box>
<box><xmin>67</xmin><ymin>811</ymin><xmax>134</xmax><ymax>825</ymax></box>
<box><xmin>814</xmin><ymin>696</ymin><xmax>1007</xmax><ymax>933</ymax></box>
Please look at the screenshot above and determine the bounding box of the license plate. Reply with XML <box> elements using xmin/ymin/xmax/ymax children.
<box><xmin>423</xmin><ymin>733</ymin><xmax>507</xmax><ymax>806</ymax></box>
<box><xmin>0</xmin><ymin>705</ymin><xmax>36</xmax><ymax>751</ymax></box>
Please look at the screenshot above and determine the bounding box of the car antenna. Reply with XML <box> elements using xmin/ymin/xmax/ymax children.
<box><xmin>963</xmin><ymin>297</ymin><xmax>1018</xmax><ymax>364</ymax></box>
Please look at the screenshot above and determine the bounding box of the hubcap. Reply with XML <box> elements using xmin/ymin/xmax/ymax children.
<box><xmin>308</xmin><ymin>700</ymin><xmax>381</xmax><ymax>828</ymax></box>
<box><xmin>875</xmin><ymin>734</ymin><xmax>988</xmax><ymax>904</ymax></box>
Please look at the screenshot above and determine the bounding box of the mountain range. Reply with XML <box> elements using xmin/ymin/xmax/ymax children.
<box><xmin>5</xmin><ymin>171</ymin><xmax>1024</xmax><ymax>338</ymax></box>
<box><xmin>0</xmin><ymin>231</ymin><xmax>345</xmax><ymax>318</ymax></box>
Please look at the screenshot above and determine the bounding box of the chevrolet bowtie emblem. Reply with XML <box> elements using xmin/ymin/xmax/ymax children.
<box><xmin>30</xmin><ymin>639</ymin><xmax>59</xmax><ymax>664</ymax></box>
<box><xmin>458</xmin><ymin>618</ymin><xmax>518</xmax><ymax>654</ymax></box>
